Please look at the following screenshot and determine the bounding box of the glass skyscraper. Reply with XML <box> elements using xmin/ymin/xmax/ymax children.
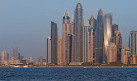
<box><xmin>95</xmin><ymin>9</ymin><xmax>104</xmax><ymax>63</ymax></box>
<box><xmin>129</xmin><ymin>31</ymin><xmax>137</xmax><ymax>55</ymax></box>
<box><xmin>51</xmin><ymin>21</ymin><xmax>58</xmax><ymax>65</ymax></box>
<box><xmin>104</xmin><ymin>13</ymin><xmax>112</xmax><ymax>63</ymax></box>
<box><xmin>74</xmin><ymin>3</ymin><xmax>83</xmax><ymax>62</ymax></box>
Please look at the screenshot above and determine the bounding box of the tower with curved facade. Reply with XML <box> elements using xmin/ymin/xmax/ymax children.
<box><xmin>74</xmin><ymin>3</ymin><xmax>83</xmax><ymax>62</ymax></box>
<box><xmin>103</xmin><ymin>13</ymin><xmax>112</xmax><ymax>63</ymax></box>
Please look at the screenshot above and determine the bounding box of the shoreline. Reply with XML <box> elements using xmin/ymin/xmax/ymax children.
<box><xmin>1</xmin><ymin>65</ymin><xmax>137</xmax><ymax>68</ymax></box>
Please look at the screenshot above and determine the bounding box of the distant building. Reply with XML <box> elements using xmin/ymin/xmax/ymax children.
<box><xmin>112</xmin><ymin>24</ymin><xmax>118</xmax><ymax>37</ymax></box>
<box><xmin>8</xmin><ymin>57</ymin><xmax>20</xmax><ymax>64</ymax></box>
<box><xmin>89</xmin><ymin>16</ymin><xmax>96</xmax><ymax>63</ymax></box>
<box><xmin>74</xmin><ymin>3</ymin><xmax>83</xmax><ymax>62</ymax></box>
<box><xmin>62</xmin><ymin>11</ymin><xmax>71</xmax><ymax>65</ymax></box>
<box><xmin>83</xmin><ymin>23</ymin><xmax>89</xmax><ymax>62</ymax></box>
<box><xmin>114</xmin><ymin>30</ymin><xmax>122</xmax><ymax>62</ymax></box>
<box><xmin>111</xmin><ymin>24</ymin><xmax>122</xmax><ymax>62</ymax></box>
<box><xmin>130</xmin><ymin>55</ymin><xmax>137</xmax><ymax>64</ymax></box>
<box><xmin>95</xmin><ymin>9</ymin><xmax>104</xmax><ymax>63</ymax></box>
<box><xmin>57</xmin><ymin>37</ymin><xmax>63</xmax><ymax>65</ymax></box>
<box><xmin>83</xmin><ymin>22</ymin><xmax>93</xmax><ymax>63</ymax></box>
<box><xmin>70</xmin><ymin>17</ymin><xmax>75</xmax><ymax>63</ymax></box>
<box><xmin>39</xmin><ymin>57</ymin><xmax>46</xmax><ymax>63</ymax></box>
<box><xmin>47</xmin><ymin>36</ymin><xmax>51</xmax><ymax>64</ymax></box>
<box><xmin>107</xmin><ymin>43</ymin><xmax>117</xmax><ymax>63</ymax></box>
<box><xmin>12</xmin><ymin>48</ymin><xmax>20</xmax><ymax>60</ymax></box>
<box><xmin>129</xmin><ymin>31</ymin><xmax>137</xmax><ymax>55</ymax></box>
<box><xmin>67</xmin><ymin>34</ymin><xmax>72</xmax><ymax>64</ymax></box>
<box><xmin>1</xmin><ymin>50</ymin><xmax>8</xmax><ymax>64</ymax></box>
<box><xmin>121</xmin><ymin>46</ymin><xmax>130</xmax><ymax>64</ymax></box>
<box><xmin>51</xmin><ymin>21</ymin><xmax>58</xmax><ymax>65</ymax></box>
<box><xmin>104</xmin><ymin>13</ymin><xmax>113</xmax><ymax>63</ymax></box>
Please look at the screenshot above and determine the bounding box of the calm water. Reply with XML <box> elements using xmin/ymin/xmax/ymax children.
<box><xmin>0</xmin><ymin>67</ymin><xmax>137</xmax><ymax>81</ymax></box>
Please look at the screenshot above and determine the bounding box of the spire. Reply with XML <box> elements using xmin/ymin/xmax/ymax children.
<box><xmin>98</xmin><ymin>9</ymin><xmax>103</xmax><ymax>15</ymax></box>
<box><xmin>64</xmin><ymin>10</ymin><xmax>69</xmax><ymax>17</ymax></box>
<box><xmin>76</xmin><ymin>3</ymin><xmax>82</xmax><ymax>9</ymax></box>
<box><xmin>90</xmin><ymin>15</ymin><xmax>94</xmax><ymax>20</ymax></box>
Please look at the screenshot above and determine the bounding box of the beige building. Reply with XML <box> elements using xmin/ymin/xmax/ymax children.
<box><xmin>8</xmin><ymin>57</ymin><xmax>20</xmax><ymax>64</ymax></box>
<box><xmin>121</xmin><ymin>46</ymin><xmax>130</xmax><ymax>64</ymax></box>
<box><xmin>114</xmin><ymin>30</ymin><xmax>122</xmax><ymax>62</ymax></box>
<box><xmin>83</xmin><ymin>23</ymin><xmax>94</xmax><ymax>63</ymax></box>
<box><xmin>130</xmin><ymin>55</ymin><xmax>137</xmax><ymax>64</ymax></box>
<box><xmin>1</xmin><ymin>50</ymin><xmax>8</xmax><ymax>64</ymax></box>
<box><xmin>62</xmin><ymin>11</ymin><xmax>75</xmax><ymax>65</ymax></box>
<box><xmin>57</xmin><ymin>37</ymin><xmax>63</xmax><ymax>65</ymax></box>
<box><xmin>107</xmin><ymin>43</ymin><xmax>117</xmax><ymax>63</ymax></box>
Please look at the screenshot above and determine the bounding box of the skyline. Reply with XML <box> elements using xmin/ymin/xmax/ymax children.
<box><xmin>0</xmin><ymin>0</ymin><xmax>137</xmax><ymax>59</ymax></box>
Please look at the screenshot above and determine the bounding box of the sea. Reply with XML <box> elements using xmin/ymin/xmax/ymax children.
<box><xmin>0</xmin><ymin>67</ymin><xmax>137</xmax><ymax>81</ymax></box>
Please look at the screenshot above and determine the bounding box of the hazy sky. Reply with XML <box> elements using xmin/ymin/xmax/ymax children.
<box><xmin>0</xmin><ymin>0</ymin><xmax>137</xmax><ymax>60</ymax></box>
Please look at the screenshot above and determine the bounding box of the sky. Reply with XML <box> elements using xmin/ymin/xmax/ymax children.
<box><xmin>0</xmin><ymin>0</ymin><xmax>137</xmax><ymax>60</ymax></box>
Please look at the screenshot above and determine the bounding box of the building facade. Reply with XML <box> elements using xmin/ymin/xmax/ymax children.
<box><xmin>47</xmin><ymin>36</ymin><xmax>51</xmax><ymax>64</ymax></box>
<box><xmin>1</xmin><ymin>50</ymin><xmax>8</xmax><ymax>64</ymax></box>
<box><xmin>95</xmin><ymin>9</ymin><xmax>104</xmax><ymax>63</ymax></box>
<box><xmin>104</xmin><ymin>13</ymin><xmax>112</xmax><ymax>63</ymax></box>
<box><xmin>62</xmin><ymin>11</ymin><xmax>71</xmax><ymax>65</ymax></box>
<box><xmin>107</xmin><ymin>43</ymin><xmax>117</xmax><ymax>63</ymax></box>
<box><xmin>51</xmin><ymin>21</ymin><xmax>58</xmax><ymax>65</ymax></box>
<box><xmin>129</xmin><ymin>31</ymin><xmax>137</xmax><ymax>55</ymax></box>
<box><xmin>89</xmin><ymin>16</ymin><xmax>96</xmax><ymax>63</ymax></box>
<box><xmin>12</xmin><ymin>48</ymin><xmax>20</xmax><ymax>60</ymax></box>
<box><xmin>121</xmin><ymin>46</ymin><xmax>130</xmax><ymax>64</ymax></box>
<box><xmin>83</xmin><ymin>22</ymin><xmax>94</xmax><ymax>63</ymax></box>
<box><xmin>57</xmin><ymin>37</ymin><xmax>63</xmax><ymax>65</ymax></box>
<box><xmin>74</xmin><ymin>3</ymin><xmax>84</xmax><ymax>62</ymax></box>
<box><xmin>114</xmin><ymin>30</ymin><xmax>122</xmax><ymax>62</ymax></box>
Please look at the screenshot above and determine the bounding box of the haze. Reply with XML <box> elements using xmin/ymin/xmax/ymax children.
<box><xmin>0</xmin><ymin>0</ymin><xmax>137</xmax><ymax>59</ymax></box>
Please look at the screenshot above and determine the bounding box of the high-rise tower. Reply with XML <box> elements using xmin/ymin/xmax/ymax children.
<box><xmin>89</xmin><ymin>16</ymin><xmax>97</xmax><ymax>63</ymax></box>
<box><xmin>129</xmin><ymin>31</ymin><xmax>137</xmax><ymax>55</ymax></box>
<box><xmin>74</xmin><ymin>3</ymin><xmax>83</xmax><ymax>62</ymax></box>
<box><xmin>47</xmin><ymin>36</ymin><xmax>51</xmax><ymax>64</ymax></box>
<box><xmin>51</xmin><ymin>21</ymin><xmax>58</xmax><ymax>65</ymax></box>
<box><xmin>1</xmin><ymin>50</ymin><xmax>8</xmax><ymax>64</ymax></box>
<box><xmin>62</xmin><ymin>11</ymin><xmax>71</xmax><ymax>65</ymax></box>
<box><xmin>95</xmin><ymin>9</ymin><xmax>104</xmax><ymax>63</ymax></box>
<box><xmin>104</xmin><ymin>13</ymin><xmax>112</xmax><ymax>63</ymax></box>
<box><xmin>12</xmin><ymin>48</ymin><xmax>20</xmax><ymax>60</ymax></box>
<box><xmin>57</xmin><ymin>37</ymin><xmax>63</xmax><ymax>65</ymax></box>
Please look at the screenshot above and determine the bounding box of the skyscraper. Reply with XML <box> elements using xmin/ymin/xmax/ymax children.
<box><xmin>74</xmin><ymin>3</ymin><xmax>83</xmax><ymax>62</ymax></box>
<box><xmin>51</xmin><ymin>21</ymin><xmax>58</xmax><ymax>65</ymax></box>
<box><xmin>107</xmin><ymin>43</ymin><xmax>117</xmax><ymax>63</ymax></box>
<box><xmin>47</xmin><ymin>36</ymin><xmax>51</xmax><ymax>64</ymax></box>
<box><xmin>83</xmin><ymin>23</ymin><xmax>90</xmax><ymax>62</ymax></box>
<box><xmin>121</xmin><ymin>46</ymin><xmax>130</xmax><ymax>64</ymax></box>
<box><xmin>104</xmin><ymin>13</ymin><xmax>112</xmax><ymax>63</ymax></box>
<box><xmin>112</xmin><ymin>24</ymin><xmax>118</xmax><ymax>37</ymax></box>
<box><xmin>83</xmin><ymin>22</ymin><xmax>94</xmax><ymax>63</ymax></box>
<box><xmin>89</xmin><ymin>16</ymin><xmax>96</xmax><ymax>63</ymax></box>
<box><xmin>111</xmin><ymin>24</ymin><xmax>122</xmax><ymax>62</ymax></box>
<box><xmin>57</xmin><ymin>37</ymin><xmax>63</xmax><ymax>65</ymax></box>
<box><xmin>95</xmin><ymin>9</ymin><xmax>104</xmax><ymax>63</ymax></box>
<box><xmin>129</xmin><ymin>31</ymin><xmax>137</xmax><ymax>55</ymax></box>
<box><xmin>62</xmin><ymin>11</ymin><xmax>71</xmax><ymax>65</ymax></box>
<box><xmin>1</xmin><ymin>50</ymin><xmax>8</xmax><ymax>64</ymax></box>
<box><xmin>70</xmin><ymin>16</ymin><xmax>75</xmax><ymax>63</ymax></box>
<box><xmin>67</xmin><ymin>34</ymin><xmax>72</xmax><ymax>63</ymax></box>
<box><xmin>114</xmin><ymin>30</ymin><xmax>122</xmax><ymax>62</ymax></box>
<box><xmin>12</xmin><ymin>48</ymin><xmax>20</xmax><ymax>60</ymax></box>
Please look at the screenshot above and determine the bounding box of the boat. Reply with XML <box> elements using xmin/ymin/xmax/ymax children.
<box><xmin>23</xmin><ymin>65</ymin><xmax>28</xmax><ymax>68</ymax></box>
